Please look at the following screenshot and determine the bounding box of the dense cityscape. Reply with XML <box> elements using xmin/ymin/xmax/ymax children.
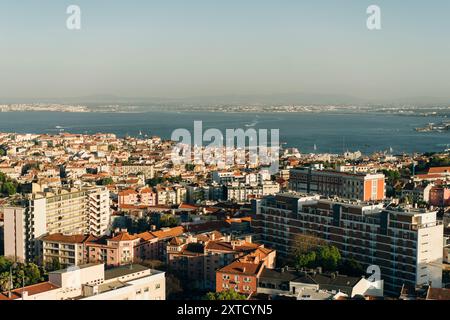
<box><xmin>1</xmin><ymin>1</ymin><xmax>450</xmax><ymax>314</ymax></box>
<box><xmin>0</xmin><ymin>131</ymin><xmax>449</xmax><ymax>300</ymax></box>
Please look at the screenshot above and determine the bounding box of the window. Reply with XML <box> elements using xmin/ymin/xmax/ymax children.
<box><xmin>155</xmin><ymin>283</ymin><xmax>161</xmax><ymax>289</ymax></box>
<box><xmin>222</xmin><ymin>275</ymin><xmax>230</xmax><ymax>280</ymax></box>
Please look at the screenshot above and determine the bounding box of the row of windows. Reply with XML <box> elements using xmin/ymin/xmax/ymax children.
<box><xmin>222</xmin><ymin>275</ymin><xmax>252</xmax><ymax>282</ymax></box>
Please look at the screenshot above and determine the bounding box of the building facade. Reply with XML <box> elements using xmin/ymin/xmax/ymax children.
<box><xmin>0</xmin><ymin>263</ymin><xmax>165</xmax><ymax>301</ymax></box>
<box><xmin>289</xmin><ymin>167</ymin><xmax>385</xmax><ymax>201</ymax></box>
<box><xmin>4</xmin><ymin>186</ymin><xmax>110</xmax><ymax>262</ymax></box>
<box><xmin>253</xmin><ymin>193</ymin><xmax>443</xmax><ymax>295</ymax></box>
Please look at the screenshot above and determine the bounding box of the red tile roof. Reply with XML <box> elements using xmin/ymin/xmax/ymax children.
<box><xmin>429</xmin><ymin>167</ymin><xmax>450</xmax><ymax>174</ymax></box>
<box><xmin>109</xmin><ymin>232</ymin><xmax>138</xmax><ymax>242</ymax></box>
<box><xmin>218</xmin><ymin>260</ymin><xmax>264</xmax><ymax>276</ymax></box>
<box><xmin>0</xmin><ymin>282</ymin><xmax>60</xmax><ymax>300</ymax></box>
<box><xmin>41</xmin><ymin>233</ymin><xmax>92</xmax><ymax>244</ymax></box>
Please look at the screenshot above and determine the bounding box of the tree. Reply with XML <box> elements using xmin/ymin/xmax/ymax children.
<box><xmin>133</xmin><ymin>217</ymin><xmax>150</xmax><ymax>234</ymax></box>
<box><xmin>99</xmin><ymin>177</ymin><xmax>114</xmax><ymax>186</ymax></box>
<box><xmin>0</xmin><ymin>272</ymin><xmax>11</xmax><ymax>292</ymax></box>
<box><xmin>0</xmin><ymin>257</ymin><xmax>45</xmax><ymax>290</ymax></box>
<box><xmin>166</xmin><ymin>273</ymin><xmax>184</xmax><ymax>299</ymax></box>
<box><xmin>338</xmin><ymin>258</ymin><xmax>365</xmax><ymax>277</ymax></box>
<box><xmin>316</xmin><ymin>245</ymin><xmax>341</xmax><ymax>271</ymax></box>
<box><xmin>295</xmin><ymin>251</ymin><xmax>317</xmax><ymax>269</ymax></box>
<box><xmin>160</xmin><ymin>214</ymin><xmax>179</xmax><ymax>228</ymax></box>
<box><xmin>0</xmin><ymin>256</ymin><xmax>12</xmax><ymax>271</ymax></box>
<box><xmin>381</xmin><ymin>169</ymin><xmax>400</xmax><ymax>185</ymax></box>
<box><xmin>47</xmin><ymin>258</ymin><xmax>61</xmax><ymax>272</ymax></box>
<box><xmin>1</xmin><ymin>181</ymin><xmax>17</xmax><ymax>196</ymax></box>
<box><xmin>290</xmin><ymin>234</ymin><xmax>342</xmax><ymax>272</ymax></box>
<box><xmin>289</xmin><ymin>233</ymin><xmax>326</xmax><ymax>263</ymax></box>
<box><xmin>204</xmin><ymin>290</ymin><xmax>246</xmax><ymax>300</ymax></box>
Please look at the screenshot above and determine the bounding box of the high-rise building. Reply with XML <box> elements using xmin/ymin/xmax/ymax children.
<box><xmin>289</xmin><ymin>167</ymin><xmax>385</xmax><ymax>201</ymax></box>
<box><xmin>4</xmin><ymin>186</ymin><xmax>110</xmax><ymax>262</ymax></box>
<box><xmin>253</xmin><ymin>193</ymin><xmax>443</xmax><ymax>295</ymax></box>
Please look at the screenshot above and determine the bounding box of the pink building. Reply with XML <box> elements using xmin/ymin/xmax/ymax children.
<box><xmin>139</xmin><ymin>187</ymin><xmax>156</xmax><ymax>206</ymax></box>
<box><xmin>118</xmin><ymin>188</ymin><xmax>156</xmax><ymax>208</ymax></box>
<box><xmin>430</xmin><ymin>185</ymin><xmax>450</xmax><ymax>207</ymax></box>
<box><xmin>118</xmin><ymin>189</ymin><xmax>138</xmax><ymax>207</ymax></box>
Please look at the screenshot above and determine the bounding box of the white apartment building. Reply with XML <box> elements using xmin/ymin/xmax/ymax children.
<box><xmin>0</xmin><ymin>263</ymin><xmax>166</xmax><ymax>300</ymax></box>
<box><xmin>3</xmin><ymin>186</ymin><xmax>110</xmax><ymax>262</ymax></box>
<box><xmin>253</xmin><ymin>193</ymin><xmax>444</xmax><ymax>295</ymax></box>
<box><xmin>289</xmin><ymin>167</ymin><xmax>386</xmax><ymax>201</ymax></box>
<box><xmin>226</xmin><ymin>181</ymin><xmax>280</xmax><ymax>203</ymax></box>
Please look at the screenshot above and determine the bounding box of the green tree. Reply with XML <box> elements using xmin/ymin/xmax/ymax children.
<box><xmin>99</xmin><ymin>177</ymin><xmax>114</xmax><ymax>186</ymax></box>
<box><xmin>160</xmin><ymin>214</ymin><xmax>179</xmax><ymax>228</ymax></box>
<box><xmin>1</xmin><ymin>181</ymin><xmax>17</xmax><ymax>196</ymax></box>
<box><xmin>295</xmin><ymin>251</ymin><xmax>317</xmax><ymax>269</ymax></box>
<box><xmin>204</xmin><ymin>290</ymin><xmax>246</xmax><ymax>300</ymax></box>
<box><xmin>0</xmin><ymin>256</ymin><xmax>12</xmax><ymax>271</ymax></box>
<box><xmin>338</xmin><ymin>258</ymin><xmax>365</xmax><ymax>277</ymax></box>
<box><xmin>0</xmin><ymin>272</ymin><xmax>11</xmax><ymax>291</ymax></box>
<box><xmin>134</xmin><ymin>217</ymin><xmax>151</xmax><ymax>233</ymax></box>
<box><xmin>0</xmin><ymin>257</ymin><xmax>45</xmax><ymax>290</ymax></box>
<box><xmin>47</xmin><ymin>258</ymin><xmax>62</xmax><ymax>272</ymax></box>
<box><xmin>316</xmin><ymin>246</ymin><xmax>341</xmax><ymax>271</ymax></box>
<box><xmin>381</xmin><ymin>169</ymin><xmax>400</xmax><ymax>185</ymax></box>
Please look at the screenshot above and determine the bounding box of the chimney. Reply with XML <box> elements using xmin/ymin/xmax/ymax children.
<box><xmin>22</xmin><ymin>291</ymin><xmax>28</xmax><ymax>300</ymax></box>
<box><xmin>151</xmin><ymin>225</ymin><xmax>156</xmax><ymax>231</ymax></box>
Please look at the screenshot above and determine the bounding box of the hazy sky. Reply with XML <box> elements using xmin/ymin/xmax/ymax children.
<box><xmin>1</xmin><ymin>0</ymin><xmax>450</xmax><ymax>101</ymax></box>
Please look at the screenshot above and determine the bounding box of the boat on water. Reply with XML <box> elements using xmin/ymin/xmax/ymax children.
<box><xmin>415</xmin><ymin>122</ymin><xmax>450</xmax><ymax>132</ymax></box>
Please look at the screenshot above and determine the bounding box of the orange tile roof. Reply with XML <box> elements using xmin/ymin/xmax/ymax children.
<box><xmin>205</xmin><ymin>241</ymin><xmax>235</xmax><ymax>252</ymax></box>
<box><xmin>415</xmin><ymin>174</ymin><xmax>445</xmax><ymax>179</ymax></box>
<box><xmin>0</xmin><ymin>282</ymin><xmax>60</xmax><ymax>300</ymax></box>
<box><xmin>429</xmin><ymin>167</ymin><xmax>450</xmax><ymax>174</ymax></box>
<box><xmin>109</xmin><ymin>232</ymin><xmax>138</xmax><ymax>242</ymax></box>
<box><xmin>118</xmin><ymin>189</ymin><xmax>138</xmax><ymax>196</ymax></box>
<box><xmin>179</xmin><ymin>203</ymin><xmax>199</xmax><ymax>210</ymax></box>
<box><xmin>136</xmin><ymin>231</ymin><xmax>156</xmax><ymax>241</ymax></box>
<box><xmin>151</xmin><ymin>226</ymin><xmax>185</xmax><ymax>240</ymax></box>
<box><xmin>41</xmin><ymin>233</ymin><xmax>91</xmax><ymax>244</ymax></box>
<box><xmin>218</xmin><ymin>261</ymin><xmax>264</xmax><ymax>276</ymax></box>
<box><xmin>169</xmin><ymin>237</ymin><xmax>184</xmax><ymax>246</ymax></box>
